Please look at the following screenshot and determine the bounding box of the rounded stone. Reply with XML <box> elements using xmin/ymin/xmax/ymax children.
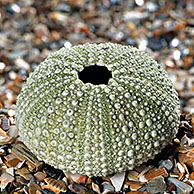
<box><xmin>16</xmin><ymin>43</ymin><xmax>180</xmax><ymax>177</ymax></box>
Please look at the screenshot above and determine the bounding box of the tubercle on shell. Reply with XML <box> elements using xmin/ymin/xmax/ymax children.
<box><xmin>16</xmin><ymin>43</ymin><xmax>180</xmax><ymax>177</ymax></box>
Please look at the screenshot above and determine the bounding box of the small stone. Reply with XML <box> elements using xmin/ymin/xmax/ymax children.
<box><xmin>173</xmin><ymin>50</ymin><xmax>181</xmax><ymax>61</ymax></box>
<box><xmin>170</xmin><ymin>38</ymin><xmax>180</xmax><ymax>48</ymax></box>
<box><xmin>145</xmin><ymin>176</ymin><xmax>166</xmax><ymax>194</ymax></box>
<box><xmin>159</xmin><ymin>159</ymin><xmax>173</xmax><ymax>171</ymax></box>
<box><xmin>0</xmin><ymin>117</ymin><xmax>10</xmax><ymax>131</ymax></box>
<box><xmin>148</xmin><ymin>37</ymin><xmax>166</xmax><ymax>51</ymax></box>
<box><xmin>34</xmin><ymin>171</ymin><xmax>47</xmax><ymax>182</ymax></box>
<box><xmin>48</xmin><ymin>12</ymin><xmax>68</xmax><ymax>23</ymax></box>
<box><xmin>123</xmin><ymin>11</ymin><xmax>148</xmax><ymax>21</ymax></box>
<box><xmin>6</xmin><ymin>50</ymin><xmax>28</xmax><ymax>60</ymax></box>
<box><xmin>167</xmin><ymin>177</ymin><xmax>193</xmax><ymax>194</ymax></box>
<box><xmin>15</xmin><ymin>58</ymin><xmax>30</xmax><ymax>71</ymax></box>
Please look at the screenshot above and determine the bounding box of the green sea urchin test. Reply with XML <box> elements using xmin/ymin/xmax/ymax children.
<box><xmin>16</xmin><ymin>43</ymin><xmax>180</xmax><ymax>177</ymax></box>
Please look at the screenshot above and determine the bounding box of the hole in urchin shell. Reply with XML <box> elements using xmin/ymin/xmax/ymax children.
<box><xmin>78</xmin><ymin>65</ymin><xmax>112</xmax><ymax>85</ymax></box>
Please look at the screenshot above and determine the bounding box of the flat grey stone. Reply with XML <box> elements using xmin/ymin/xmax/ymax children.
<box><xmin>145</xmin><ymin>176</ymin><xmax>167</xmax><ymax>194</ymax></box>
<box><xmin>159</xmin><ymin>159</ymin><xmax>173</xmax><ymax>171</ymax></box>
<box><xmin>167</xmin><ymin>177</ymin><xmax>193</xmax><ymax>194</ymax></box>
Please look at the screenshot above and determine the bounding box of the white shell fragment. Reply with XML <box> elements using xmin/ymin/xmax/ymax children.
<box><xmin>110</xmin><ymin>171</ymin><xmax>126</xmax><ymax>192</ymax></box>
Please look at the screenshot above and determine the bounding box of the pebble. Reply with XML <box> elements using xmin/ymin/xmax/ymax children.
<box><xmin>145</xmin><ymin>176</ymin><xmax>167</xmax><ymax>194</ymax></box>
<box><xmin>0</xmin><ymin>117</ymin><xmax>10</xmax><ymax>131</ymax></box>
<box><xmin>167</xmin><ymin>177</ymin><xmax>193</xmax><ymax>194</ymax></box>
<box><xmin>148</xmin><ymin>37</ymin><xmax>166</xmax><ymax>51</ymax></box>
<box><xmin>159</xmin><ymin>159</ymin><xmax>173</xmax><ymax>171</ymax></box>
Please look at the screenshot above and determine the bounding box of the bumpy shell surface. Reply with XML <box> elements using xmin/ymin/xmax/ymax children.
<box><xmin>16</xmin><ymin>43</ymin><xmax>180</xmax><ymax>177</ymax></box>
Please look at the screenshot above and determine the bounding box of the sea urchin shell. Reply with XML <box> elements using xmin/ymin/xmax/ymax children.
<box><xmin>16</xmin><ymin>43</ymin><xmax>180</xmax><ymax>177</ymax></box>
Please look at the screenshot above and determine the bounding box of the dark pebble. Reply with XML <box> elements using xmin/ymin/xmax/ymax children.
<box><xmin>1</xmin><ymin>117</ymin><xmax>10</xmax><ymax>131</ymax></box>
<box><xmin>148</xmin><ymin>37</ymin><xmax>167</xmax><ymax>51</ymax></box>
<box><xmin>43</xmin><ymin>164</ymin><xmax>65</xmax><ymax>180</ymax></box>
<box><xmin>40</xmin><ymin>188</ymin><xmax>56</xmax><ymax>194</ymax></box>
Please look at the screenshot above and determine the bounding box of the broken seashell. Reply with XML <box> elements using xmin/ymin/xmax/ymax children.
<box><xmin>144</xmin><ymin>168</ymin><xmax>168</xmax><ymax>180</ymax></box>
<box><xmin>110</xmin><ymin>171</ymin><xmax>126</xmax><ymax>192</ymax></box>
<box><xmin>44</xmin><ymin>177</ymin><xmax>67</xmax><ymax>193</ymax></box>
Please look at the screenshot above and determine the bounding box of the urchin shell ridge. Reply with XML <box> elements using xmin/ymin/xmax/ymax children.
<box><xmin>16</xmin><ymin>43</ymin><xmax>180</xmax><ymax>177</ymax></box>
